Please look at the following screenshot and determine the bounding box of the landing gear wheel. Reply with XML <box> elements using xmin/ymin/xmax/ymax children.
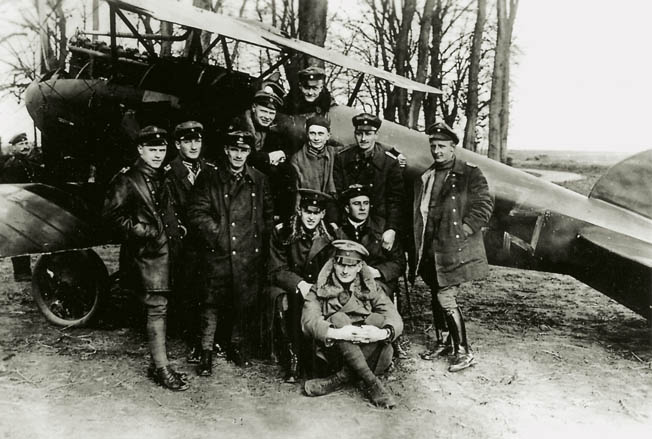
<box><xmin>31</xmin><ymin>249</ymin><xmax>108</xmax><ymax>327</ymax></box>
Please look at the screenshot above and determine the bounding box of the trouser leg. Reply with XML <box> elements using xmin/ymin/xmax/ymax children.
<box><xmin>200</xmin><ymin>306</ymin><xmax>219</xmax><ymax>351</ymax></box>
<box><xmin>146</xmin><ymin>299</ymin><xmax>169</xmax><ymax>369</ymax></box>
<box><xmin>360</xmin><ymin>342</ymin><xmax>394</xmax><ymax>376</ymax></box>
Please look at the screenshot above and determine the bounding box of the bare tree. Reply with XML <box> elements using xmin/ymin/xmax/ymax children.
<box><xmin>284</xmin><ymin>0</ymin><xmax>328</xmax><ymax>86</ymax></box>
<box><xmin>462</xmin><ymin>0</ymin><xmax>486</xmax><ymax>151</ymax></box>
<box><xmin>488</xmin><ymin>0</ymin><xmax>518</xmax><ymax>162</ymax></box>
<box><xmin>407</xmin><ymin>0</ymin><xmax>436</xmax><ymax>129</ymax></box>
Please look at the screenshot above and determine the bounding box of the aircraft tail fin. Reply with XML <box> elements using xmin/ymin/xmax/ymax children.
<box><xmin>589</xmin><ymin>149</ymin><xmax>652</xmax><ymax>220</ymax></box>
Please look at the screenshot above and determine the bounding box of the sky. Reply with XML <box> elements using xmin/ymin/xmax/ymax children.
<box><xmin>1</xmin><ymin>0</ymin><xmax>651</xmax><ymax>153</ymax></box>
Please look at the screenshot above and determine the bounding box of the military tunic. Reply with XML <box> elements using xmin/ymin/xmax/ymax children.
<box><xmin>333</xmin><ymin>142</ymin><xmax>404</xmax><ymax>232</ymax></box>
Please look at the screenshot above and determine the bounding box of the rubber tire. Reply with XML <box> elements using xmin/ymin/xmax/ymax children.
<box><xmin>31</xmin><ymin>249</ymin><xmax>109</xmax><ymax>327</ymax></box>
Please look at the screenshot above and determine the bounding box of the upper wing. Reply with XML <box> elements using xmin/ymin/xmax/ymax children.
<box><xmin>106</xmin><ymin>0</ymin><xmax>442</xmax><ymax>94</ymax></box>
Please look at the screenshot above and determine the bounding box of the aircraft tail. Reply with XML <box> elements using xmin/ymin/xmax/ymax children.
<box><xmin>589</xmin><ymin>149</ymin><xmax>652</xmax><ymax>220</ymax></box>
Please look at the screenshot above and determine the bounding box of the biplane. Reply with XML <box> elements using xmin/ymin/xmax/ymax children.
<box><xmin>1</xmin><ymin>0</ymin><xmax>650</xmax><ymax>328</ymax></box>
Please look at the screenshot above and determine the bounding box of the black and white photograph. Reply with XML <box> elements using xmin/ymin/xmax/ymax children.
<box><xmin>0</xmin><ymin>0</ymin><xmax>650</xmax><ymax>437</ymax></box>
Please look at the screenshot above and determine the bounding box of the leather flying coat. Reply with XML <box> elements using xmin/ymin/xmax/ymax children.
<box><xmin>102</xmin><ymin>159</ymin><xmax>184</xmax><ymax>292</ymax></box>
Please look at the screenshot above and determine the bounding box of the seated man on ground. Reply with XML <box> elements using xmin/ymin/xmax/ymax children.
<box><xmin>301</xmin><ymin>240</ymin><xmax>404</xmax><ymax>409</ymax></box>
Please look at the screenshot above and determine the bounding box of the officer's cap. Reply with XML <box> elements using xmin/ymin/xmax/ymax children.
<box><xmin>224</xmin><ymin>130</ymin><xmax>254</xmax><ymax>149</ymax></box>
<box><xmin>425</xmin><ymin>121</ymin><xmax>459</xmax><ymax>145</ymax></box>
<box><xmin>174</xmin><ymin>121</ymin><xmax>203</xmax><ymax>141</ymax></box>
<box><xmin>260</xmin><ymin>71</ymin><xmax>285</xmax><ymax>98</ymax></box>
<box><xmin>9</xmin><ymin>132</ymin><xmax>28</xmax><ymax>145</ymax></box>
<box><xmin>298</xmin><ymin>188</ymin><xmax>331</xmax><ymax>210</ymax></box>
<box><xmin>138</xmin><ymin>126</ymin><xmax>168</xmax><ymax>146</ymax></box>
<box><xmin>332</xmin><ymin>239</ymin><xmax>369</xmax><ymax>265</ymax></box>
<box><xmin>253</xmin><ymin>90</ymin><xmax>284</xmax><ymax>111</ymax></box>
<box><xmin>341</xmin><ymin>184</ymin><xmax>372</xmax><ymax>201</ymax></box>
<box><xmin>298</xmin><ymin>66</ymin><xmax>326</xmax><ymax>83</ymax></box>
<box><xmin>352</xmin><ymin>113</ymin><xmax>381</xmax><ymax>131</ymax></box>
<box><xmin>305</xmin><ymin>115</ymin><xmax>330</xmax><ymax>132</ymax></box>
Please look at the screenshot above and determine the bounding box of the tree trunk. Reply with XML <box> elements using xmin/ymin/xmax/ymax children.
<box><xmin>183</xmin><ymin>0</ymin><xmax>212</xmax><ymax>61</ymax></box>
<box><xmin>160</xmin><ymin>21</ymin><xmax>173</xmax><ymax>57</ymax></box>
<box><xmin>487</xmin><ymin>0</ymin><xmax>506</xmax><ymax>161</ymax></box>
<box><xmin>408</xmin><ymin>0</ymin><xmax>436</xmax><ymax>129</ymax></box>
<box><xmin>462</xmin><ymin>0</ymin><xmax>486</xmax><ymax>152</ymax></box>
<box><xmin>500</xmin><ymin>0</ymin><xmax>518</xmax><ymax>162</ymax></box>
<box><xmin>286</xmin><ymin>0</ymin><xmax>328</xmax><ymax>89</ymax></box>
<box><xmin>384</xmin><ymin>0</ymin><xmax>416</xmax><ymax>124</ymax></box>
<box><xmin>424</xmin><ymin>0</ymin><xmax>445</xmax><ymax>127</ymax></box>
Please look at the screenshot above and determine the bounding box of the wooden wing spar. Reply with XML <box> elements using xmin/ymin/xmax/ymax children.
<box><xmin>108</xmin><ymin>0</ymin><xmax>443</xmax><ymax>95</ymax></box>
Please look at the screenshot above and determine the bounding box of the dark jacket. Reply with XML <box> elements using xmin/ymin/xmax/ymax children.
<box><xmin>268</xmin><ymin>220</ymin><xmax>337</xmax><ymax>292</ymax></box>
<box><xmin>282</xmin><ymin>87</ymin><xmax>336</xmax><ymax>117</ymax></box>
<box><xmin>301</xmin><ymin>259</ymin><xmax>404</xmax><ymax>343</ymax></box>
<box><xmin>412</xmin><ymin>158</ymin><xmax>493</xmax><ymax>286</ymax></box>
<box><xmin>163</xmin><ymin>155</ymin><xmax>209</xmax><ymax>285</ymax></box>
<box><xmin>187</xmin><ymin>164</ymin><xmax>274</xmax><ymax>306</ymax></box>
<box><xmin>163</xmin><ymin>156</ymin><xmax>209</xmax><ymax>219</ymax></box>
<box><xmin>0</xmin><ymin>152</ymin><xmax>43</xmax><ymax>183</ymax></box>
<box><xmin>102</xmin><ymin>159</ymin><xmax>185</xmax><ymax>292</ymax></box>
<box><xmin>338</xmin><ymin>215</ymin><xmax>405</xmax><ymax>288</ymax></box>
<box><xmin>333</xmin><ymin>142</ymin><xmax>404</xmax><ymax>232</ymax></box>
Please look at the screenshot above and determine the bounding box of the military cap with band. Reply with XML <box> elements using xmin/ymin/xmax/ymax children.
<box><xmin>224</xmin><ymin>130</ymin><xmax>255</xmax><ymax>148</ymax></box>
<box><xmin>260</xmin><ymin>71</ymin><xmax>285</xmax><ymax>98</ymax></box>
<box><xmin>9</xmin><ymin>132</ymin><xmax>28</xmax><ymax>145</ymax></box>
<box><xmin>341</xmin><ymin>183</ymin><xmax>372</xmax><ymax>201</ymax></box>
<box><xmin>305</xmin><ymin>114</ymin><xmax>330</xmax><ymax>131</ymax></box>
<box><xmin>253</xmin><ymin>90</ymin><xmax>284</xmax><ymax>111</ymax></box>
<box><xmin>352</xmin><ymin>113</ymin><xmax>382</xmax><ymax>131</ymax></box>
<box><xmin>298</xmin><ymin>66</ymin><xmax>326</xmax><ymax>82</ymax></box>
<box><xmin>425</xmin><ymin>121</ymin><xmax>459</xmax><ymax>145</ymax></box>
<box><xmin>174</xmin><ymin>120</ymin><xmax>203</xmax><ymax>140</ymax></box>
<box><xmin>298</xmin><ymin>188</ymin><xmax>332</xmax><ymax>210</ymax></box>
<box><xmin>138</xmin><ymin>126</ymin><xmax>168</xmax><ymax>146</ymax></box>
<box><xmin>332</xmin><ymin>239</ymin><xmax>369</xmax><ymax>265</ymax></box>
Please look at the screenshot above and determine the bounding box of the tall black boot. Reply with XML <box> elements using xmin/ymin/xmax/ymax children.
<box><xmin>421</xmin><ymin>293</ymin><xmax>452</xmax><ymax>360</ymax></box>
<box><xmin>197</xmin><ymin>349</ymin><xmax>213</xmax><ymax>376</ymax></box>
<box><xmin>276</xmin><ymin>310</ymin><xmax>298</xmax><ymax>382</ymax></box>
<box><xmin>445</xmin><ymin>307</ymin><xmax>474</xmax><ymax>372</ymax></box>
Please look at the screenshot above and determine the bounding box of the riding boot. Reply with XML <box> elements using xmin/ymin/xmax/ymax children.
<box><xmin>197</xmin><ymin>349</ymin><xmax>213</xmax><ymax>376</ymax></box>
<box><xmin>421</xmin><ymin>293</ymin><xmax>452</xmax><ymax>360</ymax></box>
<box><xmin>276</xmin><ymin>310</ymin><xmax>298</xmax><ymax>382</ymax></box>
<box><xmin>304</xmin><ymin>367</ymin><xmax>352</xmax><ymax>396</ymax></box>
<box><xmin>446</xmin><ymin>307</ymin><xmax>474</xmax><ymax>372</ymax></box>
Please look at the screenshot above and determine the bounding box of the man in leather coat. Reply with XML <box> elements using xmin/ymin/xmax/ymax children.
<box><xmin>103</xmin><ymin>126</ymin><xmax>188</xmax><ymax>391</ymax></box>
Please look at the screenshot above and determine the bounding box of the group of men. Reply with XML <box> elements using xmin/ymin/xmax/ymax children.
<box><xmin>96</xmin><ymin>65</ymin><xmax>494</xmax><ymax>409</ymax></box>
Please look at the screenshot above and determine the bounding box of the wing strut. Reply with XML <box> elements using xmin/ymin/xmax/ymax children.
<box><xmin>347</xmin><ymin>73</ymin><xmax>365</xmax><ymax>107</ymax></box>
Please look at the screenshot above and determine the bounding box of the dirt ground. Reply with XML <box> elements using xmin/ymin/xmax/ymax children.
<box><xmin>1</xmin><ymin>153</ymin><xmax>651</xmax><ymax>438</ymax></box>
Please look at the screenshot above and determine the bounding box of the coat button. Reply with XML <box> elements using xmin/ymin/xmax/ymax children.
<box><xmin>456</xmin><ymin>234</ymin><xmax>460</xmax><ymax>238</ymax></box>
<box><xmin>252</xmin><ymin>193</ymin><xmax>256</xmax><ymax>197</ymax></box>
<box><xmin>255</xmin><ymin>248</ymin><xmax>259</xmax><ymax>253</ymax></box>
<box><xmin>231</xmin><ymin>222</ymin><xmax>236</xmax><ymax>226</ymax></box>
<box><xmin>232</xmin><ymin>250</ymin><xmax>236</xmax><ymax>255</ymax></box>
<box><xmin>232</xmin><ymin>236</ymin><xmax>236</xmax><ymax>241</ymax></box>
<box><xmin>451</xmin><ymin>196</ymin><xmax>456</xmax><ymax>200</ymax></box>
<box><xmin>452</xmin><ymin>208</ymin><xmax>456</xmax><ymax>212</ymax></box>
<box><xmin>453</xmin><ymin>221</ymin><xmax>458</xmax><ymax>225</ymax></box>
<box><xmin>458</xmin><ymin>248</ymin><xmax>462</xmax><ymax>252</ymax></box>
<box><xmin>225</xmin><ymin>194</ymin><xmax>229</xmax><ymax>198</ymax></box>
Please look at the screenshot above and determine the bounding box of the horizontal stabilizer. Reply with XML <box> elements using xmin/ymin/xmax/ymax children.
<box><xmin>590</xmin><ymin>149</ymin><xmax>652</xmax><ymax>220</ymax></box>
<box><xmin>578</xmin><ymin>226</ymin><xmax>652</xmax><ymax>268</ymax></box>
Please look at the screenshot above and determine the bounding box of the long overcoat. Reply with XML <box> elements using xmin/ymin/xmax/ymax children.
<box><xmin>187</xmin><ymin>164</ymin><xmax>274</xmax><ymax>306</ymax></box>
<box><xmin>333</xmin><ymin>142</ymin><xmax>404</xmax><ymax>232</ymax></box>
<box><xmin>102</xmin><ymin>159</ymin><xmax>185</xmax><ymax>292</ymax></box>
<box><xmin>412</xmin><ymin>158</ymin><xmax>493</xmax><ymax>287</ymax></box>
